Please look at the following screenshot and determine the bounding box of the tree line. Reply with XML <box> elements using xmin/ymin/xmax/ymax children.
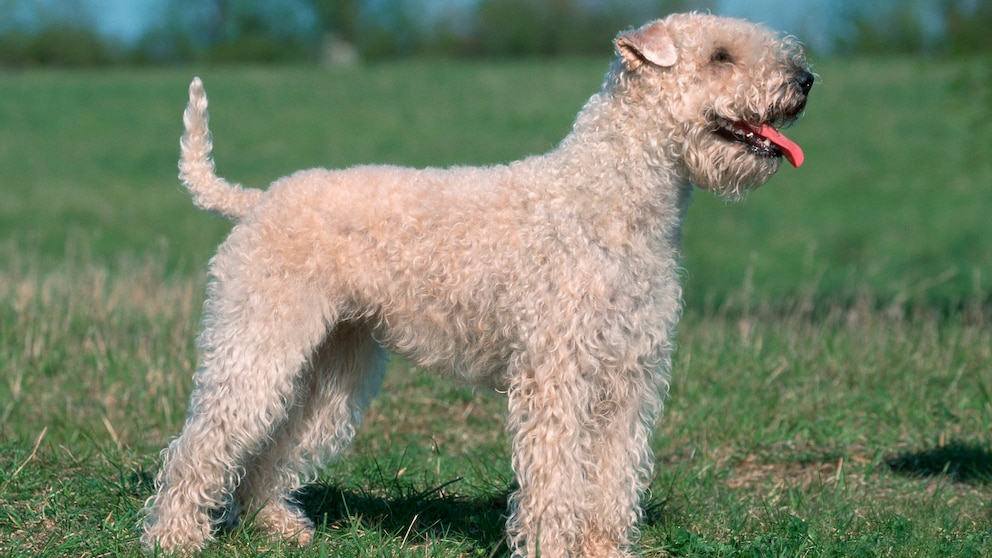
<box><xmin>0</xmin><ymin>0</ymin><xmax>989</xmax><ymax>67</ymax></box>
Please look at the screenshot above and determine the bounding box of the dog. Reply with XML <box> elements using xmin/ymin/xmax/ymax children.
<box><xmin>142</xmin><ymin>13</ymin><xmax>812</xmax><ymax>557</ymax></box>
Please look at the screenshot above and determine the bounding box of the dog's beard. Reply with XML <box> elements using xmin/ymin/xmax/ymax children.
<box><xmin>684</xmin><ymin>126</ymin><xmax>783</xmax><ymax>198</ymax></box>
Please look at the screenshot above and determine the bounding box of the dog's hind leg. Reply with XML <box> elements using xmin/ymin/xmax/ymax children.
<box><xmin>141</xmin><ymin>245</ymin><xmax>340</xmax><ymax>553</ymax></box>
<box><xmin>233</xmin><ymin>321</ymin><xmax>387</xmax><ymax>544</ymax></box>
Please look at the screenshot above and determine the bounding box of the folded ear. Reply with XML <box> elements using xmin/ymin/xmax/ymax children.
<box><xmin>615</xmin><ymin>21</ymin><xmax>677</xmax><ymax>70</ymax></box>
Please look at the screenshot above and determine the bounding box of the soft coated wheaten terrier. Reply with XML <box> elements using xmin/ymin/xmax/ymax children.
<box><xmin>143</xmin><ymin>12</ymin><xmax>813</xmax><ymax>557</ymax></box>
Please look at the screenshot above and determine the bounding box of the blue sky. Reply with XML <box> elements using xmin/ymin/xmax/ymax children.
<box><xmin>89</xmin><ymin>0</ymin><xmax>159</xmax><ymax>42</ymax></box>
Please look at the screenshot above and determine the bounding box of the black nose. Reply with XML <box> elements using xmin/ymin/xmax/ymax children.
<box><xmin>795</xmin><ymin>70</ymin><xmax>814</xmax><ymax>96</ymax></box>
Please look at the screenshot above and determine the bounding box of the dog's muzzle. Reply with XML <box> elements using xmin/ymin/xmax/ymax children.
<box><xmin>712</xmin><ymin>68</ymin><xmax>814</xmax><ymax>168</ymax></box>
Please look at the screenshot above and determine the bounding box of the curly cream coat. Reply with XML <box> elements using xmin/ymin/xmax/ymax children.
<box><xmin>142</xmin><ymin>13</ymin><xmax>813</xmax><ymax>557</ymax></box>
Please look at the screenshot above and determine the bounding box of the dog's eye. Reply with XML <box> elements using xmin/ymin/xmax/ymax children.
<box><xmin>710</xmin><ymin>47</ymin><xmax>734</xmax><ymax>64</ymax></box>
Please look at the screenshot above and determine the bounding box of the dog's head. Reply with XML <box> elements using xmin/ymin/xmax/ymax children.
<box><xmin>613</xmin><ymin>13</ymin><xmax>813</xmax><ymax>198</ymax></box>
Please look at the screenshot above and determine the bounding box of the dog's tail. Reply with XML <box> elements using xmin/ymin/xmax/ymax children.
<box><xmin>180</xmin><ymin>77</ymin><xmax>262</xmax><ymax>222</ymax></box>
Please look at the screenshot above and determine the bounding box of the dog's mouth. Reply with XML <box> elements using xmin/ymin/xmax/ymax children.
<box><xmin>715</xmin><ymin>119</ymin><xmax>805</xmax><ymax>168</ymax></box>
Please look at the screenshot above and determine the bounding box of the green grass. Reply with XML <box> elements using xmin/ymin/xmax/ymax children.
<box><xmin>1</xmin><ymin>57</ymin><xmax>991</xmax><ymax>556</ymax></box>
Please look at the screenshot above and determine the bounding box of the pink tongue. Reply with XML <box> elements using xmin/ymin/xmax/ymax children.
<box><xmin>758</xmin><ymin>124</ymin><xmax>804</xmax><ymax>168</ymax></box>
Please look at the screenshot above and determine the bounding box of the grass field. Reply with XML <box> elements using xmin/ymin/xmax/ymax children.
<box><xmin>1</xmin><ymin>55</ymin><xmax>990</xmax><ymax>556</ymax></box>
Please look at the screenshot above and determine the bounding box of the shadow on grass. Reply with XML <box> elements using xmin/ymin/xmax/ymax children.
<box><xmin>297</xmin><ymin>478</ymin><xmax>510</xmax><ymax>553</ymax></box>
<box><xmin>886</xmin><ymin>440</ymin><xmax>992</xmax><ymax>484</ymax></box>
<box><xmin>296</xmin><ymin>479</ymin><xmax>672</xmax><ymax>553</ymax></box>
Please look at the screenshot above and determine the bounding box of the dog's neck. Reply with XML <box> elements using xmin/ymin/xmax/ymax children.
<box><xmin>532</xmin><ymin>85</ymin><xmax>693</xmax><ymax>253</ymax></box>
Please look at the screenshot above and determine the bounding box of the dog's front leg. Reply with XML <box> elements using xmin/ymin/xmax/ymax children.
<box><xmin>578</xmin><ymin>363</ymin><xmax>665</xmax><ymax>558</ymax></box>
<box><xmin>505</xmin><ymin>362</ymin><xmax>584</xmax><ymax>558</ymax></box>
<box><xmin>504</xmin><ymin>348</ymin><xmax>658</xmax><ymax>557</ymax></box>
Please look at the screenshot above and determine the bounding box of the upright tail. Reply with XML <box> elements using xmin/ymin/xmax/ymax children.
<box><xmin>180</xmin><ymin>77</ymin><xmax>262</xmax><ymax>221</ymax></box>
